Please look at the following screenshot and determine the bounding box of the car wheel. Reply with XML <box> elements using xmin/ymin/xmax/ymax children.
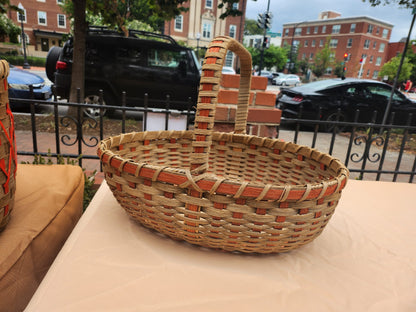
<box><xmin>45</xmin><ymin>46</ymin><xmax>62</xmax><ymax>82</ymax></box>
<box><xmin>83</xmin><ymin>89</ymin><xmax>114</xmax><ymax>119</ymax></box>
<box><xmin>323</xmin><ymin>109</ymin><xmax>348</xmax><ymax>133</ymax></box>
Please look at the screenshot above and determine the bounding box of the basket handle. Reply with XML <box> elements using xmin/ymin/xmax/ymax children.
<box><xmin>190</xmin><ymin>36</ymin><xmax>252</xmax><ymax>174</ymax></box>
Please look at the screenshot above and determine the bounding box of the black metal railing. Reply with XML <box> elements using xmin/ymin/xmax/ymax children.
<box><xmin>278</xmin><ymin>107</ymin><xmax>416</xmax><ymax>183</ymax></box>
<box><xmin>10</xmin><ymin>91</ymin><xmax>416</xmax><ymax>183</ymax></box>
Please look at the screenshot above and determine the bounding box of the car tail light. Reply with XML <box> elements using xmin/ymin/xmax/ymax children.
<box><xmin>56</xmin><ymin>61</ymin><xmax>68</xmax><ymax>70</ymax></box>
<box><xmin>293</xmin><ymin>95</ymin><xmax>303</xmax><ymax>102</ymax></box>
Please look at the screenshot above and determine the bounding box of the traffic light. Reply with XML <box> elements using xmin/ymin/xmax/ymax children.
<box><xmin>263</xmin><ymin>37</ymin><xmax>270</xmax><ymax>49</ymax></box>
<box><xmin>264</xmin><ymin>12</ymin><xmax>272</xmax><ymax>30</ymax></box>
<box><xmin>257</xmin><ymin>13</ymin><xmax>265</xmax><ymax>29</ymax></box>
<box><xmin>343</xmin><ymin>53</ymin><xmax>349</xmax><ymax>62</ymax></box>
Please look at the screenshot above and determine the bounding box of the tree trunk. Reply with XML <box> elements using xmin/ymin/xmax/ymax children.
<box><xmin>68</xmin><ymin>0</ymin><xmax>87</xmax><ymax>113</ymax></box>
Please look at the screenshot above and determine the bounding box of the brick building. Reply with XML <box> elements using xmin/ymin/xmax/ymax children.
<box><xmin>281</xmin><ymin>11</ymin><xmax>393</xmax><ymax>80</ymax></box>
<box><xmin>8</xmin><ymin>0</ymin><xmax>70</xmax><ymax>56</ymax></box>
<box><xmin>164</xmin><ymin>0</ymin><xmax>247</xmax><ymax>69</ymax></box>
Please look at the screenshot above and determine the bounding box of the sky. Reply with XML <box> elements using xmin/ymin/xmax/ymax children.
<box><xmin>245</xmin><ymin>0</ymin><xmax>415</xmax><ymax>42</ymax></box>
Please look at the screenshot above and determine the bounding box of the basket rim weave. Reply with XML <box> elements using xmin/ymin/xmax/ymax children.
<box><xmin>98</xmin><ymin>130</ymin><xmax>349</xmax><ymax>202</ymax></box>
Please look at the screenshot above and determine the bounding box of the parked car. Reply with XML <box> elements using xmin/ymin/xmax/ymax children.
<box><xmin>222</xmin><ymin>66</ymin><xmax>236</xmax><ymax>75</ymax></box>
<box><xmin>271</xmin><ymin>72</ymin><xmax>285</xmax><ymax>84</ymax></box>
<box><xmin>259</xmin><ymin>70</ymin><xmax>273</xmax><ymax>83</ymax></box>
<box><xmin>273</xmin><ymin>74</ymin><xmax>301</xmax><ymax>86</ymax></box>
<box><xmin>8</xmin><ymin>65</ymin><xmax>52</xmax><ymax>104</ymax></box>
<box><xmin>276</xmin><ymin>78</ymin><xmax>416</xmax><ymax>131</ymax></box>
<box><xmin>46</xmin><ymin>26</ymin><xmax>201</xmax><ymax>118</ymax></box>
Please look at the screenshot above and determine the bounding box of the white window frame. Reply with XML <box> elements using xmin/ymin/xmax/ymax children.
<box><xmin>38</xmin><ymin>11</ymin><xmax>47</xmax><ymax>26</ymax></box>
<box><xmin>18</xmin><ymin>8</ymin><xmax>27</xmax><ymax>23</ymax></box>
<box><xmin>229</xmin><ymin>25</ymin><xmax>236</xmax><ymax>38</ymax></box>
<box><xmin>304</xmin><ymin>40</ymin><xmax>308</xmax><ymax>47</ymax></box>
<box><xmin>225</xmin><ymin>51</ymin><xmax>234</xmax><ymax>67</ymax></box>
<box><xmin>367</xmin><ymin>24</ymin><xmax>374</xmax><ymax>33</ymax></box>
<box><xmin>205</xmin><ymin>0</ymin><xmax>213</xmax><ymax>9</ymax></box>
<box><xmin>202</xmin><ymin>22</ymin><xmax>212</xmax><ymax>39</ymax></box>
<box><xmin>284</xmin><ymin>28</ymin><xmax>289</xmax><ymax>36</ymax></box>
<box><xmin>329</xmin><ymin>39</ymin><xmax>338</xmax><ymax>48</ymax></box>
<box><xmin>306</xmin><ymin>27</ymin><xmax>310</xmax><ymax>34</ymax></box>
<box><xmin>373</xmin><ymin>41</ymin><xmax>377</xmax><ymax>49</ymax></box>
<box><xmin>332</xmin><ymin>24</ymin><xmax>341</xmax><ymax>34</ymax></box>
<box><xmin>379</xmin><ymin>43</ymin><xmax>385</xmax><ymax>52</ymax></box>
<box><xmin>350</xmin><ymin>23</ymin><xmax>356</xmax><ymax>33</ymax></box>
<box><xmin>309</xmin><ymin>52</ymin><xmax>314</xmax><ymax>60</ymax></box>
<box><xmin>57</xmin><ymin>0</ymin><xmax>64</xmax><ymax>3</ymax></box>
<box><xmin>364</xmin><ymin>39</ymin><xmax>370</xmax><ymax>49</ymax></box>
<box><xmin>232</xmin><ymin>3</ymin><xmax>238</xmax><ymax>10</ymax></box>
<box><xmin>57</xmin><ymin>14</ymin><xmax>66</xmax><ymax>28</ymax></box>
<box><xmin>370</xmin><ymin>55</ymin><xmax>373</xmax><ymax>63</ymax></box>
<box><xmin>174</xmin><ymin>15</ymin><xmax>183</xmax><ymax>32</ymax></box>
<box><xmin>311</xmin><ymin>39</ymin><xmax>315</xmax><ymax>47</ymax></box>
<box><xmin>322</xmin><ymin>25</ymin><xmax>326</xmax><ymax>33</ymax></box>
<box><xmin>372</xmin><ymin>70</ymin><xmax>379</xmax><ymax>79</ymax></box>
<box><xmin>294</xmin><ymin>27</ymin><xmax>301</xmax><ymax>36</ymax></box>
<box><xmin>382</xmin><ymin>29</ymin><xmax>388</xmax><ymax>38</ymax></box>
<box><xmin>347</xmin><ymin>38</ymin><xmax>353</xmax><ymax>48</ymax></box>
<box><xmin>319</xmin><ymin>39</ymin><xmax>324</xmax><ymax>47</ymax></box>
<box><xmin>314</xmin><ymin>26</ymin><xmax>318</xmax><ymax>34</ymax></box>
<box><xmin>375</xmin><ymin>56</ymin><xmax>382</xmax><ymax>66</ymax></box>
<box><xmin>37</xmin><ymin>0</ymin><xmax>45</xmax><ymax>2</ymax></box>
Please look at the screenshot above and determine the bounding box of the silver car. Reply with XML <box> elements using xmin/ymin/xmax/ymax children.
<box><xmin>273</xmin><ymin>74</ymin><xmax>301</xmax><ymax>86</ymax></box>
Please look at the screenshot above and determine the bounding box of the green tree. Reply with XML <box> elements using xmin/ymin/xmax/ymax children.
<box><xmin>247</xmin><ymin>45</ymin><xmax>288</xmax><ymax>72</ymax></box>
<box><xmin>312</xmin><ymin>39</ymin><xmax>333</xmax><ymax>78</ymax></box>
<box><xmin>363</xmin><ymin>0</ymin><xmax>416</xmax><ymax>8</ymax></box>
<box><xmin>380</xmin><ymin>55</ymin><xmax>413</xmax><ymax>82</ymax></box>
<box><xmin>244</xmin><ymin>19</ymin><xmax>263</xmax><ymax>35</ymax></box>
<box><xmin>0</xmin><ymin>1</ymin><xmax>20</xmax><ymax>43</ymax></box>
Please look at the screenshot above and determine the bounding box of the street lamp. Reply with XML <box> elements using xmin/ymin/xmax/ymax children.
<box><xmin>17</xmin><ymin>4</ymin><xmax>30</xmax><ymax>69</ymax></box>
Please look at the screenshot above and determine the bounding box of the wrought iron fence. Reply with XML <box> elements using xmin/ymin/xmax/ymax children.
<box><xmin>10</xmin><ymin>91</ymin><xmax>416</xmax><ymax>183</ymax></box>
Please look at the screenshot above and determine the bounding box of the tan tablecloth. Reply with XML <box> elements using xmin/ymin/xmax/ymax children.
<box><xmin>25</xmin><ymin>180</ymin><xmax>416</xmax><ymax>312</ymax></box>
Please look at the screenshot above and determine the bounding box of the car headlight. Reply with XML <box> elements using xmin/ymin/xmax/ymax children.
<box><xmin>9</xmin><ymin>83</ymin><xmax>30</xmax><ymax>90</ymax></box>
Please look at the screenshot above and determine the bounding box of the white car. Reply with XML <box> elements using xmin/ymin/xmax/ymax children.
<box><xmin>222</xmin><ymin>66</ymin><xmax>236</xmax><ymax>74</ymax></box>
<box><xmin>273</xmin><ymin>74</ymin><xmax>301</xmax><ymax>86</ymax></box>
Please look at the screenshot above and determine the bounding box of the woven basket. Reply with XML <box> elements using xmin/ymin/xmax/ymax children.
<box><xmin>0</xmin><ymin>60</ymin><xmax>17</xmax><ymax>232</ymax></box>
<box><xmin>98</xmin><ymin>36</ymin><xmax>349</xmax><ymax>253</ymax></box>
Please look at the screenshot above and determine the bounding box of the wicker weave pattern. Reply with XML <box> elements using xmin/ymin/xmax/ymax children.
<box><xmin>0</xmin><ymin>60</ymin><xmax>17</xmax><ymax>232</ymax></box>
<box><xmin>98</xmin><ymin>37</ymin><xmax>349</xmax><ymax>253</ymax></box>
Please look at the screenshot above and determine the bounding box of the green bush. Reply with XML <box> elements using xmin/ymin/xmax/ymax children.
<box><xmin>0</xmin><ymin>54</ymin><xmax>46</xmax><ymax>67</ymax></box>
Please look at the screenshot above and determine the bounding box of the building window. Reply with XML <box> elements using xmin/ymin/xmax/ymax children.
<box><xmin>311</xmin><ymin>39</ymin><xmax>315</xmax><ymax>47</ymax></box>
<box><xmin>304</xmin><ymin>40</ymin><xmax>308</xmax><ymax>47</ymax></box>
<box><xmin>329</xmin><ymin>52</ymin><xmax>335</xmax><ymax>59</ymax></box>
<box><xmin>37</xmin><ymin>0</ymin><xmax>45</xmax><ymax>2</ymax></box>
<box><xmin>174</xmin><ymin>15</ymin><xmax>183</xmax><ymax>31</ymax></box>
<box><xmin>284</xmin><ymin>28</ymin><xmax>289</xmax><ymax>36</ymax></box>
<box><xmin>376</xmin><ymin>27</ymin><xmax>380</xmax><ymax>35</ymax></box>
<box><xmin>367</xmin><ymin>24</ymin><xmax>373</xmax><ymax>33</ymax></box>
<box><xmin>202</xmin><ymin>23</ymin><xmax>212</xmax><ymax>39</ymax></box>
<box><xmin>373</xmin><ymin>41</ymin><xmax>377</xmax><ymax>49</ymax></box>
<box><xmin>362</xmin><ymin>53</ymin><xmax>367</xmax><ymax>60</ymax></box>
<box><xmin>302</xmin><ymin>53</ymin><xmax>306</xmax><ymax>59</ymax></box>
<box><xmin>364</xmin><ymin>39</ymin><xmax>370</xmax><ymax>49</ymax></box>
<box><xmin>325</xmin><ymin>67</ymin><xmax>332</xmax><ymax>75</ymax></box>
<box><xmin>18</xmin><ymin>7</ymin><xmax>26</xmax><ymax>23</ymax></box>
<box><xmin>329</xmin><ymin>39</ymin><xmax>338</xmax><ymax>48</ymax></box>
<box><xmin>38</xmin><ymin>11</ymin><xmax>47</xmax><ymax>25</ymax></box>
<box><xmin>382</xmin><ymin>29</ymin><xmax>388</xmax><ymax>38</ymax></box>
<box><xmin>229</xmin><ymin>25</ymin><xmax>236</xmax><ymax>38</ymax></box>
<box><xmin>350</xmin><ymin>23</ymin><xmax>356</xmax><ymax>33</ymax></box>
<box><xmin>347</xmin><ymin>38</ymin><xmax>353</xmax><ymax>48</ymax></box>
<box><xmin>370</xmin><ymin>55</ymin><xmax>373</xmax><ymax>63</ymax></box>
<box><xmin>322</xmin><ymin>25</ymin><xmax>326</xmax><ymax>33</ymax></box>
<box><xmin>295</xmin><ymin>27</ymin><xmax>301</xmax><ymax>36</ymax></box>
<box><xmin>306</xmin><ymin>27</ymin><xmax>310</xmax><ymax>34</ymax></box>
<box><xmin>319</xmin><ymin>39</ymin><xmax>324</xmax><ymax>47</ymax></box>
<box><xmin>367</xmin><ymin>69</ymin><xmax>371</xmax><ymax>77</ymax></box>
<box><xmin>232</xmin><ymin>2</ymin><xmax>238</xmax><ymax>9</ymax></box>
<box><xmin>225</xmin><ymin>51</ymin><xmax>233</xmax><ymax>67</ymax></box>
<box><xmin>376</xmin><ymin>56</ymin><xmax>382</xmax><ymax>66</ymax></box>
<box><xmin>205</xmin><ymin>0</ymin><xmax>213</xmax><ymax>8</ymax></box>
<box><xmin>379</xmin><ymin>43</ymin><xmax>385</xmax><ymax>52</ymax></box>
<box><xmin>314</xmin><ymin>26</ymin><xmax>318</xmax><ymax>33</ymax></box>
<box><xmin>332</xmin><ymin>24</ymin><xmax>341</xmax><ymax>34</ymax></box>
<box><xmin>372</xmin><ymin>70</ymin><xmax>379</xmax><ymax>79</ymax></box>
<box><xmin>57</xmin><ymin>14</ymin><xmax>66</xmax><ymax>28</ymax></box>
<box><xmin>57</xmin><ymin>0</ymin><xmax>64</xmax><ymax>3</ymax></box>
<box><xmin>309</xmin><ymin>53</ymin><xmax>314</xmax><ymax>60</ymax></box>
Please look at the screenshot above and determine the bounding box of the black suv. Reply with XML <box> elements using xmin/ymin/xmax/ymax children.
<box><xmin>46</xmin><ymin>27</ymin><xmax>201</xmax><ymax>117</ymax></box>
